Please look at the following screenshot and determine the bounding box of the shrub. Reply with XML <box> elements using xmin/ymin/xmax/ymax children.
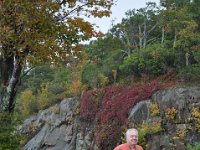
<box><xmin>68</xmin><ymin>79</ymin><xmax>85</xmax><ymax>96</ymax></box>
<box><xmin>98</xmin><ymin>74</ymin><xmax>109</xmax><ymax>87</ymax></box>
<box><xmin>120</xmin><ymin>44</ymin><xmax>168</xmax><ymax>76</ymax></box>
<box><xmin>81</xmin><ymin>63</ymin><xmax>100</xmax><ymax>88</ymax></box>
<box><xmin>150</xmin><ymin>102</ymin><xmax>160</xmax><ymax>116</ymax></box>
<box><xmin>54</xmin><ymin>69</ymin><xmax>69</xmax><ymax>83</ymax></box>
<box><xmin>137</xmin><ymin>121</ymin><xmax>161</xmax><ymax>147</ymax></box>
<box><xmin>191</xmin><ymin>107</ymin><xmax>200</xmax><ymax>132</ymax></box>
<box><xmin>165</xmin><ymin>107</ymin><xmax>178</xmax><ymax>121</ymax></box>
<box><xmin>0</xmin><ymin>113</ymin><xmax>23</xmax><ymax>150</ymax></box>
<box><xmin>186</xmin><ymin>142</ymin><xmax>200</xmax><ymax>150</ymax></box>
<box><xmin>19</xmin><ymin>89</ymin><xmax>37</xmax><ymax>116</ymax></box>
<box><xmin>29</xmin><ymin>99</ymin><xmax>38</xmax><ymax>114</ymax></box>
<box><xmin>193</xmin><ymin>49</ymin><xmax>200</xmax><ymax>64</ymax></box>
<box><xmin>37</xmin><ymin>83</ymin><xmax>50</xmax><ymax>109</ymax></box>
<box><xmin>48</xmin><ymin>85</ymin><xmax>65</xmax><ymax>95</ymax></box>
<box><xmin>177</xmin><ymin>65</ymin><xmax>200</xmax><ymax>83</ymax></box>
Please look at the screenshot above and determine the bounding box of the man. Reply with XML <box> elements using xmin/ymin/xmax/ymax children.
<box><xmin>114</xmin><ymin>128</ymin><xmax>143</xmax><ymax>150</ymax></box>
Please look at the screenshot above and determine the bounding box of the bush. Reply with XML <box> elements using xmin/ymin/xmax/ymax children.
<box><xmin>120</xmin><ymin>44</ymin><xmax>167</xmax><ymax>76</ymax></box>
<box><xmin>54</xmin><ymin>69</ymin><xmax>69</xmax><ymax>83</ymax></box>
<box><xmin>98</xmin><ymin>74</ymin><xmax>109</xmax><ymax>87</ymax></box>
<box><xmin>186</xmin><ymin>142</ymin><xmax>200</xmax><ymax>150</ymax></box>
<box><xmin>19</xmin><ymin>89</ymin><xmax>37</xmax><ymax>116</ymax></box>
<box><xmin>81</xmin><ymin>63</ymin><xmax>100</xmax><ymax>88</ymax></box>
<box><xmin>177</xmin><ymin>65</ymin><xmax>200</xmax><ymax>83</ymax></box>
<box><xmin>37</xmin><ymin>83</ymin><xmax>50</xmax><ymax>110</ymax></box>
<box><xmin>68</xmin><ymin>79</ymin><xmax>85</xmax><ymax>95</ymax></box>
<box><xmin>193</xmin><ymin>49</ymin><xmax>200</xmax><ymax>64</ymax></box>
<box><xmin>48</xmin><ymin>85</ymin><xmax>65</xmax><ymax>95</ymax></box>
<box><xmin>0</xmin><ymin>113</ymin><xmax>23</xmax><ymax>149</ymax></box>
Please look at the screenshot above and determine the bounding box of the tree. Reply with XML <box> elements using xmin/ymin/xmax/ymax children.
<box><xmin>110</xmin><ymin>2</ymin><xmax>159</xmax><ymax>55</ymax></box>
<box><xmin>160</xmin><ymin>1</ymin><xmax>198</xmax><ymax>67</ymax></box>
<box><xmin>0</xmin><ymin>0</ymin><xmax>113</xmax><ymax>113</ymax></box>
<box><xmin>160</xmin><ymin>0</ymin><xmax>191</xmax><ymax>10</ymax></box>
<box><xmin>85</xmin><ymin>33</ymin><xmax>125</xmax><ymax>83</ymax></box>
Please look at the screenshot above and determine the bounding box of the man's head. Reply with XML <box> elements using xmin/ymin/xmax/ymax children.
<box><xmin>126</xmin><ymin>128</ymin><xmax>138</xmax><ymax>147</ymax></box>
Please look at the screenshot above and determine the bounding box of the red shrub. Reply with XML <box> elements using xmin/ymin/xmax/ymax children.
<box><xmin>80</xmin><ymin>90</ymin><xmax>97</xmax><ymax>122</ymax></box>
<box><xmin>80</xmin><ymin>68</ymin><xmax>176</xmax><ymax>149</ymax></box>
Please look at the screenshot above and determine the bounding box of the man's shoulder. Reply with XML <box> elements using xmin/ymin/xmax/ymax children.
<box><xmin>136</xmin><ymin>145</ymin><xmax>143</xmax><ymax>150</ymax></box>
<box><xmin>114</xmin><ymin>143</ymin><xmax>129</xmax><ymax>150</ymax></box>
<box><xmin>114</xmin><ymin>144</ymin><xmax>143</xmax><ymax>150</ymax></box>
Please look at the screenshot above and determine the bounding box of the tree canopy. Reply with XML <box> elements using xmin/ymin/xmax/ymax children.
<box><xmin>0</xmin><ymin>0</ymin><xmax>113</xmax><ymax>112</ymax></box>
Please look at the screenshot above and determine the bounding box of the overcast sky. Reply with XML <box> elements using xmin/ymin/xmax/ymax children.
<box><xmin>87</xmin><ymin>0</ymin><xmax>160</xmax><ymax>33</ymax></box>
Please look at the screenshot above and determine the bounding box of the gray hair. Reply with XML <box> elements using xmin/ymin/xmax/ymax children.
<box><xmin>125</xmin><ymin>128</ymin><xmax>138</xmax><ymax>139</ymax></box>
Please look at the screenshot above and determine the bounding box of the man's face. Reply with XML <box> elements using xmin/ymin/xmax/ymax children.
<box><xmin>126</xmin><ymin>130</ymin><xmax>138</xmax><ymax>146</ymax></box>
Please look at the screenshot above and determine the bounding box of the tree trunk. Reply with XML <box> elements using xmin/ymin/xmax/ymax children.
<box><xmin>0</xmin><ymin>58</ymin><xmax>22</xmax><ymax>113</ymax></box>
<box><xmin>143</xmin><ymin>17</ymin><xmax>147</xmax><ymax>48</ymax></box>
<box><xmin>173</xmin><ymin>29</ymin><xmax>177</xmax><ymax>66</ymax></box>
<box><xmin>139</xmin><ymin>24</ymin><xmax>143</xmax><ymax>49</ymax></box>
<box><xmin>161</xmin><ymin>26</ymin><xmax>165</xmax><ymax>47</ymax></box>
<box><xmin>173</xmin><ymin>28</ymin><xmax>177</xmax><ymax>49</ymax></box>
<box><xmin>185</xmin><ymin>52</ymin><xmax>189</xmax><ymax>66</ymax></box>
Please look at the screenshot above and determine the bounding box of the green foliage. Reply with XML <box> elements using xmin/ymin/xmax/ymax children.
<box><xmin>68</xmin><ymin>79</ymin><xmax>86</xmax><ymax>96</ymax></box>
<box><xmin>137</xmin><ymin>121</ymin><xmax>162</xmax><ymax>147</ymax></box>
<box><xmin>19</xmin><ymin>89</ymin><xmax>37</xmax><ymax>116</ymax></box>
<box><xmin>0</xmin><ymin>113</ymin><xmax>23</xmax><ymax>149</ymax></box>
<box><xmin>193</xmin><ymin>49</ymin><xmax>200</xmax><ymax>64</ymax></box>
<box><xmin>177</xmin><ymin>66</ymin><xmax>200</xmax><ymax>83</ymax></box>
<box><xmin>48</xmin><ymin>85</ymin><xmax>65</xmax><ymax>95</ymax></box>
<box><xmin>101</xmin><ymin>48</ymin><xmax>123</xmax><ymax>77</ymax></box>
<box><xmin>86</xmin><ymin>34</ymin><xmax>124</xmax><ymax>82</ymax></box>
<box><xmin>54</xmin><ymin>69</ymin><xmax>69</xmax><ymax>83</ymax></box>
<box><xmin>87</xmin><ymin>34</ymin><xmax>124</xmax><ymax>65</ymax></box>
<box><xmin>17</xmin><ymin>64</ymin><xmax>70</xmax><ymax>115</ymax></box>
<box><xmin>37</xmin><ymin>83</ymin><xmax>50</xmax><ymax>110</ymax></box>
<box><xmin>161</xmin><ymin>0</ymin><xmax>190</xmax><ymax>9</ymax></box>
<box><xmin>81</xmin><ymin>62</ymin><xmax>100</xmax><ymax>88</ymax></box>
<box><xmin>120</xmin><ymin>44</ymin><xmax>168</xmax><ymax>76</ymax></box>
<box><xmin>186</xmin><ymin>142</ymin><xmax>200</xmax><ymax>150</ymax></box>
<box><xmin>165</xmin><ymin>107</ymin><xmax>178</xmax><ymax>121</ymax></box>
<box><xmin>119</xmin><ymin>52</ymin><xmax>142</xmax><ymax>75</ymax></box>
<box><xmin>111</xmin><ymin>2</ymin><xmax>159</xmax><ymax>53</ymax></box>
<box><xmin>191</xmin><ymin>107</ymin><xmax>200</xmax><ymax>132</ymax></box>
<box><xmin>28</xmin><ymin>99</ymin><xmax>38</xmax><ymax>115</ymax></box>
<box><xmin>20</xmin><ymin>65</ymin><xmax>54</xmax><ymax>93</ymax></box>
<box><xmin>98</xmin><ymin>74</ymin><xmax>109</xmax><ymax>87</ymax></box>
<box><xmin>150</xmin><ymin>102</ymin><xmax>160</xmax><ymax>116</ymax></box>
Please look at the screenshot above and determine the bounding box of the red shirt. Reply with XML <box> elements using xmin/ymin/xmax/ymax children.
<box><xmin>114</xmin><ymin>143</ymin><xmax>143</xmax><ymax>150</ymax></box>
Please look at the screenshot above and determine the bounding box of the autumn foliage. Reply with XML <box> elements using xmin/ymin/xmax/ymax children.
<box><xmin>0</xmin><ymin>0</ymin><xmax>114</xmax><ymax>113</ymax></box>
<box><xmin>80</xmin><ymin>69</ymin><xmax>175</xmax><ymax>149</ymax></box>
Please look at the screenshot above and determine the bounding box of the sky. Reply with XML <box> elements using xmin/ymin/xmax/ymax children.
<box><xmin>87</xmin><ymin>0</ymin><xmax>160</xmax><ymax>34</ymax></box>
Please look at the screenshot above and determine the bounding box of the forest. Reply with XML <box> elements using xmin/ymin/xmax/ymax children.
<box><xmin>0</xmin><ymin>0</ymin><xmax>200</xmax><ymax>149</ymax></box>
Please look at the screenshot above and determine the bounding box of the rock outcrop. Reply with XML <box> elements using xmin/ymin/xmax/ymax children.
<box><xmin>19</xmin><ymin>87</ymin><xmax>200</xmax><ymax>150</ymax></box>
<box><xmin>129</xmin><ymin>86</ymin><xmax>200</xmax><ymax>150</ymax></box>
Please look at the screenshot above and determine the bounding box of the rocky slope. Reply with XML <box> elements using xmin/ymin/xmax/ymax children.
<box><xmin>19</xmin><ymin>87</ymin><xmax>200</xmax><ymax>150</ymax></box>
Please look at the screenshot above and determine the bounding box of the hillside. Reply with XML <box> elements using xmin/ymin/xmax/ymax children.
<box><xmin>1</xmin><ymin>0</ymin><xmax>200</xmax><ymax>149</ymax></box>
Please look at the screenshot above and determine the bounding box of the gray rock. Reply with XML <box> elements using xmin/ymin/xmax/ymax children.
<box><xmin>24</xmin><ymin>124</ymin><xmax>50</xmax><ymax>150</ymax></box>
<box><xmin>128</xmin><ymin>100</ymin><xmax>151</xmax><ymax>125</ymax></box>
